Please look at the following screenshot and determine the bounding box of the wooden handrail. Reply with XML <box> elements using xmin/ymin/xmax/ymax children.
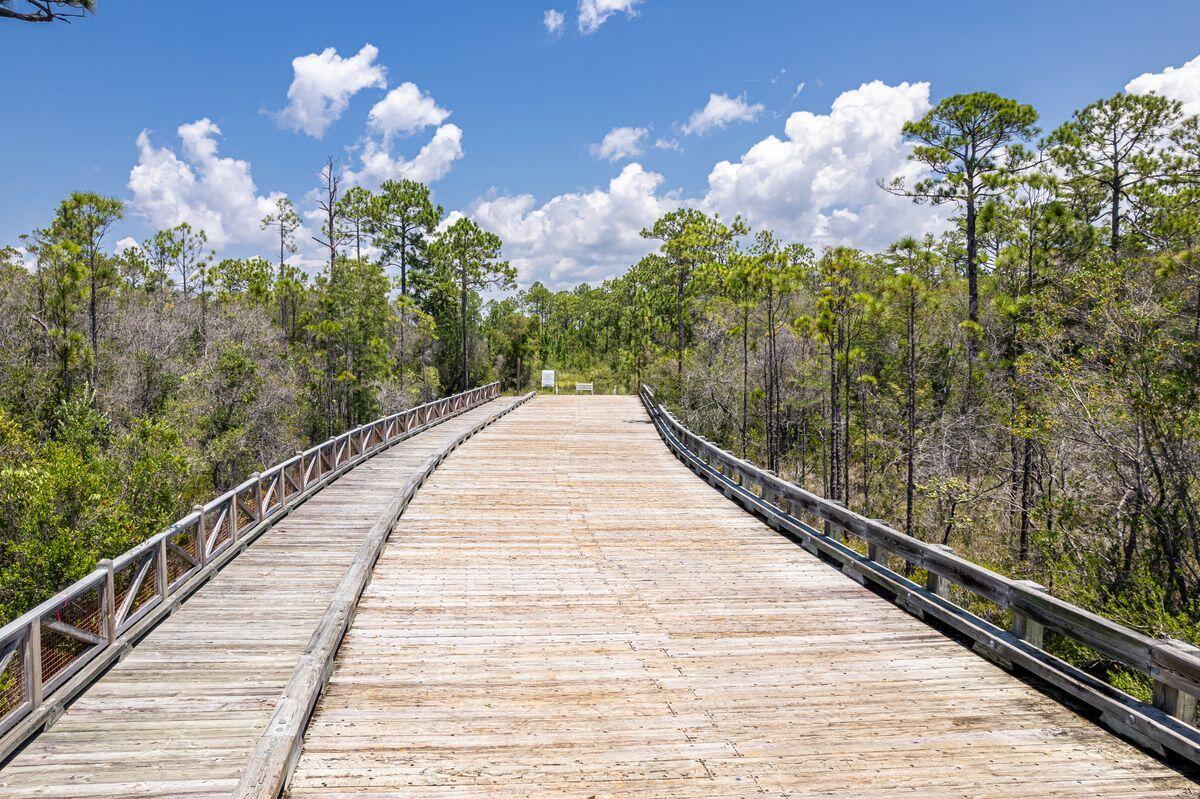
<box><xmin>0</xmin><ymin>382</ymin><xmax>501</xmax><ymax>755</ymax></box>
<box><xmin>235</xmin><ymin>391</ymin><xmax>535</xmax><ymax>799</ymax></box>
<box><xmin>640</xmin><ymin>384</ymin><xmax>1200</xmax><ymax>763</ymax></box>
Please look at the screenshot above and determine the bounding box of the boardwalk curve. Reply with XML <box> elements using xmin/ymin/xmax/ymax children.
<box><xmin>284</xmin><ymin>395</ymin><xmax>1198</xmax><ymax>798</ymax></box>
<box><xmin>0</xmin><ymin>393</ymin><xmax>527</xmax><ymax>798</ymax></box>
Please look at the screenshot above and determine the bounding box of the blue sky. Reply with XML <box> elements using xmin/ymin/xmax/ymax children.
<box><xmin>4</xmin><ymin>0</ymin><xmax>1200</xmax><ymax>287</ymax></box>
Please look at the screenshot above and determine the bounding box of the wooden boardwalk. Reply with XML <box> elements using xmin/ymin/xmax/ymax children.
<box><xmin>287</xmin><ymin>395</ymin><xmax>1197</xmax><ymax>798</ymax></box>
<box><xmin>0</xmin><ymin>397</ymin><xmax>524</xmax><ymax>799</ymax></box>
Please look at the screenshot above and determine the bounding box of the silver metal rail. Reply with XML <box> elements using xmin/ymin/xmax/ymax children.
<box><xmin>640</xmin><ymin>384</ymin><xmax>1200</xmax><ymax>764</ymax></box>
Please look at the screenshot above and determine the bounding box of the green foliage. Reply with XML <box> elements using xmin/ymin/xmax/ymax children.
<box><xmin>0</xmin><ymin>174</ymin><xmax>507</xmax><ymax>623</ymax></box>
<box><xmin>1047</xmin><ymin>92</ymin><xmax>1182</xmax><ymax>254</ymax></box>
<box><xmin>305</xmin><ymin>257</ymin><xmax>394</xmax><ymax>436</ymax></box>
<box><xmin>0</xmin><ymin>401</ymin><xmax>206</xmax><ymax>623</ymax></box>
<box><xmin>374</xmin><ymin>179</ymin><xmax>442</xmax><ymax>297</ymax></box>
<box><xmin>195</xmin><ymin>342</ymin><xmax>264</xmax><ymax>489</ymax></box>
<box><xmin>898</xmin><ymin>92</ymin><xmax>1040</xmax><ymax>203</ymax></box>
<box><xmin>212</xmin><ymin>257</ymin><xmax>273</xmax><ymax>306</ymax></box>
<box><xmin>7</xmin><ymin>102</ymin><xmax>1200</xmax><ymax>715</ymax></box>
<box><xmin>429</xmin><ymin>217</ymin><xmax>515</xmax><ymax>391</ymax></box>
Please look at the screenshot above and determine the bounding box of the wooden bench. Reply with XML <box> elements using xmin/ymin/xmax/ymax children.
<box><xmin>575</xmin><ymin>382</ymin><xmax>593</xmax><ymax>394</ymax></box>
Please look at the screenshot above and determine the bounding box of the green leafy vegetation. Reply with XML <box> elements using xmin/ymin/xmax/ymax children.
<box><xmin>3</xmin><ymin>89</ymin><xmax>1199</xmax><ymax>703</ymax></box>
<box><xmin>0</xmin><ymin>177</ymin><xmax>506</xmax><ymax>624</ymax></box>
<box><xmin>482</xmin><ymin>91</ymin><xmax>1200</xmax><ymax>691</ymax></box>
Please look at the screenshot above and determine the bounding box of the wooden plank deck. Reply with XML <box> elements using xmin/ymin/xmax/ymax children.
<box><xmin>287</xmin><ymin>395</ymin><xmax>1199</xmax><ymax>798</ymax></box>
<box><xmin>0</xmin><ymin>397</ymin><xmax>524</xmax><ymax>799</ymax></box>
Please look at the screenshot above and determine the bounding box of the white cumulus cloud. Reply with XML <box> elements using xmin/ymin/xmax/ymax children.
<box><xmin>463</xmin><ymin>79</ymin><xmax>946</xmax><ymax>289</ymax></box>
<box><xmin>578</xmin><ymin>0</ymin><xmax>642</xmax><ymax>34</ymax></box>
<box><xmin>275</xmin><ymin>44</ymin><xmax>387</xmax><ymax>139</ymax></box>
<box><xmin>681</xmin><ymin>92</ymin><xmax>765</xmax><ymax>136</ymax></box>
<box><xmin>700</xmin><ymin>80</ymin><xmax>945</xmax><ymax>249</ymax></box>
<box><xmin>367</xmin><ymin>82</ymin><xmax>450</xmax><ymax>139</ymax></box>
<box><xmin>1126</xmin><ymin>53</ymin><xmax>1200</xmax><ymax>116</ymax></box>
<box><xmin>589</xmin><ymin>126</ymin><xmax>648</xmax><ymax>162</ymax></box>
<box><xmin>128</xmin><ymin>119</ymin><xmax>285</xmax><ymax>249</ymax></box>
<box><xmin>346</xmin><ymin>123</ymin><xmax>464</xmax><ymax>187</ymax></box>
<box><xmin>543</xmin><ymin>8</ymin><xmax>565</xmax><ymax>36</ymax></box>
<box><xmin>347</xmin><ymin>79</ymin><xmax>463</xmax><ymax>188</ymax></box>
<box><xmin>470</xmin><ymin>163</ymin><xmax>672</xmax><ymax>288</ymax></box>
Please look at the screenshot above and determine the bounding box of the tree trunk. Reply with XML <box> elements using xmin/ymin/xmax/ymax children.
<box><xmin>842</xmin><ymin>314</ymin><xmax>851</xmax><ymax>505</ymax></box>
<box><xmin>460</xmin><ymin>260</ymin><xmax>469</xmax><ymax>392</ymax></box>
<box><xmin>828</xmin><ymin>329</ymin><xmax>839</xmax><ymax>501</ymax></box>
<box><xmin>1018</xmin><ymin>436</ymin><xmax>1034</xmax><ymax>563</ymax></box>
<box><xmin>278</xmin><ymin>228</ymin><xmax>288</xmax><ymax>342</ymax></box>
<box><xmin>741</xmin><ymin>308</ymin><xmax>748</xmax><ymax>458</ymax></box>
<box><xmin>774</xmin><ymin>333</ymin><xmax>781</xmax><ymax>471</ymax></box>
<box><xmin>965</xmin><ymin>191</ymin><xmax>978</xmax><ymax>416</ymax></box>
<box><xmin>1110</xmin><ymin>175</ymin><xmax>1121</xmax><ymax>257</ymax></box>
<box><xmin>88</xmin><ymin>246</ymin><xmax>99</xmax><ymax>392</ymax></box>
<box><xmin>199</xmin><ymin>274</ymin><xmax>208</xmax><ymax>350</ymax></box>
<box><xmin>906</xmin><ymin>290</ymin><xmax>916</xmax><ymax>540</ymax></box>
<box><xmin>400</xmin><ymin>234</ymin><xmax>408</xmax><ymax>297</ymax></box>
<box><xmin>676</xmin><ymin>268</ymin><xmax>684</xmax><ymax>382</ymax></box>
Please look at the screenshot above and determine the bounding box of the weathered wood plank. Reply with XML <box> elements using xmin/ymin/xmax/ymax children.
<box><xmin>644</xmin><ymin>388</ymin><xmax>1200</xmax><ymax>697</ymax></box>
<box><xmin>285</xmin><ymin>396</ymin><xmax>1198</xmax><ymax>798</ymax></box>
<box><xmin>235</xmin><ymin>393</ymin><xmax>533</xmax><ymax>799</ymax></box>
<box><xmin>0</xmin><ymin>397</ymin><xmax>524</xmax><ymax>799</ymax></box>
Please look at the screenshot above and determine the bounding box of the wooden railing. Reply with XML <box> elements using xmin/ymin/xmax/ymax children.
<box><xmin>235</xmin><ymin>391</ymin><xmax>535</xmax><ymax>799</ymax></box>
<box><xmin>640</xmin><ymin>385</ymin><xmax>1200</xmax><ymax>764</ymax></box>
<box><xmin>0</xmin><ymin>382</ymin><xmax>501</xmax><ymax>752</ymax></box>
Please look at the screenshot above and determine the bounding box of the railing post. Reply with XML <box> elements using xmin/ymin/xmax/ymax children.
<box><xmin>98</xmin><ymin>559</ymin><xmax>117</xmax><ymax>644</ymax></box>
<box><xmin>252</xmin><ymin>472</ymin><xmax>263</xmax><ymax>521</ymax></box>
<box><xmin>229</xmin><ymin>495</ymin><xmax>240</xmax><ymax>542</ymax></box>
<box><xmin>925</xmin><ymin>544</ymin><xmax>953</xmax><ymax>599</ymax></box>
<box><xmin>25</xmin><ymin>620</ymin><xmax>42</xmax><ymax>709</ymax></box>
<box><xmin>825</xmin><ymin>501</ymin><xmax>845</xmax><ymax>542</ymax></box>
<box><xmin>867</xmin><ymin>519</ymin><xmax>892</xmax><ymax>569</ymax></box>
<box><xmin>193</xmin><ymin>506</ymin><xmax>207</xmax><ymax>566</ymax></box>
<box><xmin>156</xmin><ymin>535</ymin><xmax>169</xmax><ymax>598</ymax></box>
<box><xmin>1154</xmin><ymin>639</ymin><xmax>1200</xmax><ymax>724</ymax></box>
<box><xmin>1010</xmin><ymin>579</ymin><xmax>1046</xmax><ymax>648</ymax></box>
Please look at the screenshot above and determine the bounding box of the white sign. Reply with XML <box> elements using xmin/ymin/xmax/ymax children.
<box><xmin>541</xmin><ymin>370</ymin><xmax>555</xmax><ymax>388</ymax></box>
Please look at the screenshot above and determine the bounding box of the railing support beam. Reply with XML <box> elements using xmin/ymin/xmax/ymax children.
<box><xmin>99</xmin><ymin>559</ymin><xmax>117</xmax><ymax>645</ymax></box>
<box><xmin>1011</xmin><ymin>580</ymin><xmax>1046</xmax><ymax>649</ymax></box>
<box><xmin>193</xmin><ymin>506</ymin><xmax>207</xmax><ymax>567</ymax></box>
<box><xmin>924</xmin><ymin>545</ymin><xmax>953</xmax><ymax>600</ymax></box>
<box><xmin>25</xmin><ymin>622</ymin><xmax>42</xmax><ymax>710</ymax></box>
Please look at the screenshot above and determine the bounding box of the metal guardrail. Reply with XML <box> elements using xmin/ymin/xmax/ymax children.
<box><xmin>0</xmin><ymin>382</ymin><xmax>501</xmax><ymax>748</ymax></box>
<box><xmin>640</xmin><ymin>384</ymin><xmax>1200</xmax><ymax>764</ymax></box>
